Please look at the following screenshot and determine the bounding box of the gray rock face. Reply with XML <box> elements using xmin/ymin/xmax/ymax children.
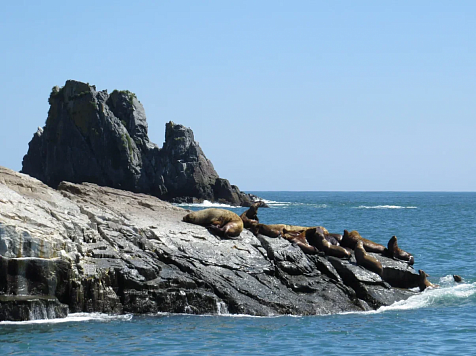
<box><xmin>21</xmin><ymin>80</ymin><xmax>254</xmax><ymax>206</ymax></box>
<box><xmin>0</xmin><ymin>166</ymin><xmax>422</xmax><ymax>321</ymax></box>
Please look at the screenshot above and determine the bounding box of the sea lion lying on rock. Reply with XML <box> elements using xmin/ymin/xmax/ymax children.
<box><xmin>249</xmin><ymin>223</ymin><xmax>312</xmax><ymax>238</ymax></box>
<box><xmin>341</xmin><ymin>230</ymin><xmax>386</xmax><ymax>253</ymax></box>
<box><xmin>282</xmin><ymin>226</ymin><xmax>328</xmax><ymax>240</ymax></box>
<box><xmin>288</xmin><ymin>228</ymin><xmax>350</xmax><ymax>258</ymax></box>
<box><xmin>183</xmin><ymin>208</ymin><xmax>243</xmax><ymax>239</ymax></box>
<box><xmin>240</xmin><ymin>202</ymin><xmax>265</xmax><ymax>229</ymax></box>
<box><xmin>354</xmin><ymin>240</ymin><xmax>383</xmax><ymax>276</ymax></box>
<box><xmin>418</xmin><ymin>270</ymin><xmax>439</xmax><ymax>291</ymax></box>
<box><xmin>326</xmin><ymin>233</ymin><xmax>343</xmax><ymax>246</ymax></box>
<box><xmin>385</xmin><ymin>235</ymin><xmax>414</xmax><ymax>265</ymax></box>
<box><xmin>282</xmin><ymin>226</ymin><xmax>342</xmax><ymax>245</ymax></box>
<box><xmin>310</xmin><ymin>229</ymin><xmax>351</xmax><ymax>259</ymax></box>
<box><xmin>289</xmin><ymin>237</ymin><xmax>318</xmax><ymax>255</ymax></box>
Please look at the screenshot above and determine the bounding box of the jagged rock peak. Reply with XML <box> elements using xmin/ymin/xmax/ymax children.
<box><xmin>21</xmin><ymin>80</ymin><xmax>256</xmax><ymax>206</ymax></box>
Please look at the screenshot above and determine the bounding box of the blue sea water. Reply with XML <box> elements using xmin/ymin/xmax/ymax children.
<box><xmin>1</xmin><ymin>192</ymin><xmax>476</xmax><ymax>355</ymax></box>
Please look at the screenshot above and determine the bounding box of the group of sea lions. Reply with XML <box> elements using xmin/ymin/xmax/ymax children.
<box><xmin>182</xmin><ymin>203</ymin><xmax>455</xmax><ymax>292</ymax></box>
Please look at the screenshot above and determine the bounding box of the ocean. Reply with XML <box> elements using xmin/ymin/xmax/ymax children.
<box><xmin>1</xmin><ymin>192</ymin><xmax>475</xmax><ymax>355</ymax></box>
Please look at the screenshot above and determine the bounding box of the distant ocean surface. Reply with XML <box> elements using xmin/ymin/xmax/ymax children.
<box><xmin>2</xmin><ymin>192</ymin><xmax>476</xmax><ymax>355</ymax></box>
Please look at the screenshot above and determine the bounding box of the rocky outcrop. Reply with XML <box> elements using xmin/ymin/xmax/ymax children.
<box><xmin>21</xmin><ymin>80</ymin><xmax>255</xmax><ymax>206</ymax></box>
<box><xmin>0</xmin><ymin>166</ymin><xmax>421</xmax><ymax>321</ymax></box>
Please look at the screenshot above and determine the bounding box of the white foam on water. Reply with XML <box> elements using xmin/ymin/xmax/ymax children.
<box><xmin>0</xmin><ymin>312</ymin><xmax>133</xmax><ymax>325</ymax></box>
<box><xmin>261</xmin><ymin>199</ymin><xmax>292</xmax><ymax>207</ymax></box>
<box><xmin>375</xmin><ymin>282</ymin><xmax>476</xmax><ymax>313</ymax></box>
<box><xmin>175</xmin><ymin>200</ymin><xmax>239</xmax><ymax>209</ymax></box>
<box><xmin>338</xmin><ymin>280</ymin><xmax>476</xmax><ymax>316</ymax></box>
<box><xmin>354</xmin><ymin>205</ymin><xmax>418</xmax><ymax>209</ymax></box>
<box><xmin>260</xmin><ymin>200</ymin><xmax>328</xmax><ymax>209</ymax></box>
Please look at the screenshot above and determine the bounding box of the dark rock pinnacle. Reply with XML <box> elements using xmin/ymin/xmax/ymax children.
<box><xmin>21</xmin><ymin>80</ymin><xmax>256</xmax><ymax>206</ymax></box>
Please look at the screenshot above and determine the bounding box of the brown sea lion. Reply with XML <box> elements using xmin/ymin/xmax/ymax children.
<box><xmin>240</xmin><ymin>202</ymin><xmax>264</xmax><ymax>229</ymax></box>
<box><xmin>341</xmin><ymin>230</ymin><xmax>386</xmax><ymax>253</ymax></box>
<box><xmin>284</xmin><ymin>226</ymin><xmax>342</xmax><ymax>245</ymax></box>
<box><xmin>354</xmin><ymin>240</ymin><xmax>383</xmax><ymax>276</ymax></box>
<box><xmin>301</xmin><ymin>228</ymin><xmax>351</xmax><ymax>259</ymax></box>
<box><xmin>327</xmin><ymin>233</ymin><xmax>343</xmax><ymax>245</ymax></box>
<box><xmin>267</xmin><ymin>227</ymin><xmax>317</xmax><ymax>254</ymax></box>
<box><xmin>313</xmin><ymin>228</ymin><xmax>342</xmax><ymax>245</ymax></box>
<box><xmin>385</xmin><ymin>235</ymin><xmax>414</xmax><ymax>265</ymax></box>
<box><xmin>453</xmin><ymin>275</ymin><xmax>463</xmax><ymax>283</ymax></box>
<box><xmin>316</xmin><ymin>232</ymin><xmax>351</xmax><ymax>259</ymax></box>
<box><xmin>282</xmin><ymin>226</ymin><xmax>329</xmax><ymax>240</ymax></box>
<box><xmin>183</xmin><ymin>208</ymin><xmax>243</xmax><ymax>239</ymax></box>
<box><xmin>289</xmin><ymin>238</ymin><xmax>318</xmax><ymax>255</ymax></box>
<box><xmin>418</xmin><ymin>270</ymin><xmax>439</xmax><ymax>291</ymax></box>
<box><xmin>251</xmin><ymin>223</ymin><xmax>313</xmax><ymax>238</ymax></box>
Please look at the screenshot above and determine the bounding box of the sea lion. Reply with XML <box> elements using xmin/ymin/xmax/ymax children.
<box><xmin>289</xmin><ymin>238</ymin><xmax>318</xmax><ymax>255</ymax></box>
<box><xmin>251</xmin><ymin>223</ymin><xmax>313</xmax><ymax>238</ymax></box>
<box><xmin>240</xmin><ymin>202</ymin><xmax>264</xmax><ymax>229</ymax></box>
<box><xmin>385</xmin><ymin>235</ymin><xmax>414</xmax><ymax>265</ymax></box>
<box><xmin>418</xmin><ymin>270</ymin><xmax>439</xmax><ymax>291</ymax></box>
<box><xmin>302</xmin><ymin>228</ymin><xmax>351</xmax><ymax>259</ymax></box>
<box><xmin>183</xmin><ymin>208</ymin><xmax>243</xmax><ymax>239</ymax></box>
<box><xmin>341</xmin><ymin>230</ymin><xmax>386</xmax><ymax>253</ymax></box>
<box><xmin>327</xmin><ymin>233</ymin><xmax>343</xmax><ymax>245</ymax></box>
<box><xmin>453</xmin><ymin>275</ymin><xmax>463</xmax><ymax>283</ymax></box>
<box><xmin>354</xmin><ymin>240</ymin><xmax>383</xmax><ymax>276</ymax></box>
<box><xmin>270</xmin><ymin>227</ymin><xmax>317</xmax><ymax>254</ymax></box>
<box><xmin>282</xmin><ymin>225</ymin><xmax>329</xmax><ymax>240</ymax></box>
<box><xmin>316</xmin><ymin>232</ymin><xmax>351</xmax><ymax>259</ymax></box>
<box><xmin>283</xmin><ymin>226</ymin><xmax>342</xmax><ymax>245</ymax></box>
<box><xmin>313</xmin><ymin>226</ymin><xmax>341</xmax><ymax>245</ymax></box>
<box><xmin>240</xmin><ymin>201</ymin><xmax>267</xmax><ymax>228</ymax></box>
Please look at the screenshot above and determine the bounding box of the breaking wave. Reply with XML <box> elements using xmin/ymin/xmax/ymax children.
<box><xmin>261</xmin><ymin>199</ymin><xmax>328</xmax><ymax>209</ymax></box>
<box><xmin>347</xmin><ymin>277</ymin><xmax>476</xmax><ymax>315</ymax></box>
<box><xmin>355</xmin><ymin>205</ymin><xmax>418</xmax><ymax>209</ymax></box>
<box><xmin>0</xmin><ymin>313</ymin><xmax>133</xmax><ymax>325</ymax></box>
<box><xmin>175</xmin><ymin>200</ymin><xmax>239</xmax><ymax>209</ymax></box>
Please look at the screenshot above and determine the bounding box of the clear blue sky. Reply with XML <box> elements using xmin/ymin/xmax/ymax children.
<box><xmin>1</xmin><ymin>1</ymin><xmax>475</xmax><ymax>191</ymax></box>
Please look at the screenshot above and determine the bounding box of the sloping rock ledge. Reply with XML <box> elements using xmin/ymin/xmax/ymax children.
<box><xmin>0</xmin><ymin>166</ymin><xmax>419</xmax><ymax>321</ymax></box>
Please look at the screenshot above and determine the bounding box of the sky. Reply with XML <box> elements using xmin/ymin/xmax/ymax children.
<box><xmin>1</xmin><ymin>1</ymin><xmax>475</xmax><ymax>191</ymax></box>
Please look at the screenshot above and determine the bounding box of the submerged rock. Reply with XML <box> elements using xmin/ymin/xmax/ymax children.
<box><xmin>0</xmin><ymin>166</ymin><xmax>420</xmax><ymax>320</ymax></box>
<box><xmin>21</xmin><ymin>80</ymin><xmax>255</xmax><ymax>206</ymax></box>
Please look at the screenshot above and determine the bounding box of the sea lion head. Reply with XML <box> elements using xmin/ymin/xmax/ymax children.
<box><xmin>418</xmin><ymin>270</ymin><xmax>429</xmax><ymax>278</ymax></box>
<box><xmin>388</xmin><ymin>235</ymin><xmax>397</xmax><ymax>247</ymax></box>
<box><xmin>305</xmin><ymin>227</ymin><xmax>317</xmax><ymax>237</ymax></box>
<box><xmin>182</xmin><ymin>212</ymin><xmax>195</xmax><ymax>223</ymax></box>
<box><xmin>250</xmin><ymin>202</ymin><xmax>263</xmax><ymax>212</ymax></box>
<box><xmin>304</xmin><ymin>227</ymin><xmax>318</xmax><ymax>246</ymax></box>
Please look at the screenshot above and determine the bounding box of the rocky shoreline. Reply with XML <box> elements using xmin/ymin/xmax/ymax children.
<box><xmin>0</xmin><ymin>166</ymin><xmax>421</xmax><ymax>321</ymax></box>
